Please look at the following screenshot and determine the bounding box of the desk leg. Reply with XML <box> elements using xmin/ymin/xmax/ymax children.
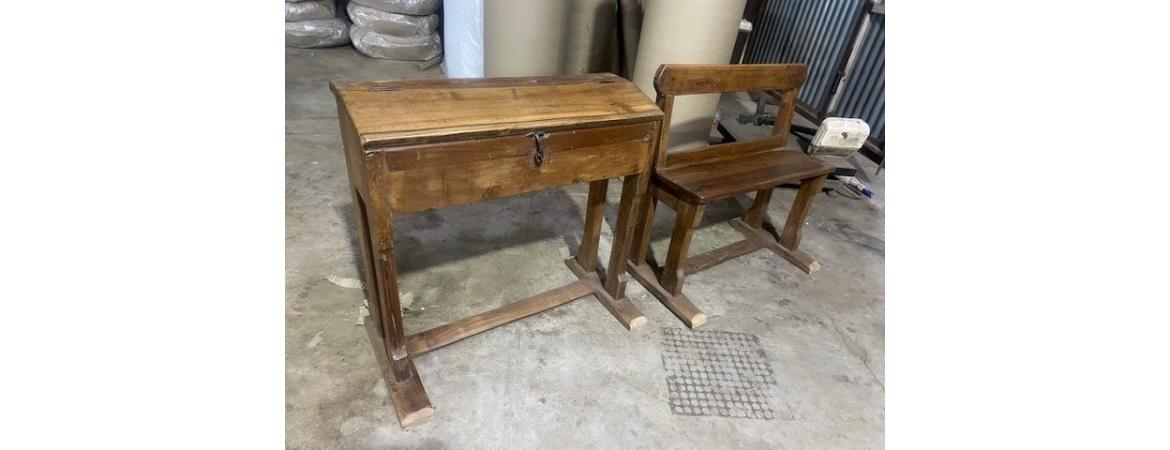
<box><xmin>606</xmin><ymin>173</ymin><xmax>648</xmax><ymax>298</ymax></box>
<box><xmin>574</xmin><ymin>180</ymin><xmax>608</xmax><ymax>272</ymax></box>
<box><xmin>352</xmin><ymin>188</ymin><xmax>386</xmax><ymax>342</ymax></box>
<box><xmin>365</xmin><ymin>179</ymin><xmax>434</xmax><ymax>429</ymax></box>
<box><xmin>568</xmin><ymin>174</ymin><xmax>648</xmax><ymax>331</ymax></box>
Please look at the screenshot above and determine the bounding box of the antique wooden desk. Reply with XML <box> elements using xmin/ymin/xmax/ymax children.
<box><xmin>330</xmin><ymin>73</ymin><xmax>663</xmax><ymax>428</ymax></box>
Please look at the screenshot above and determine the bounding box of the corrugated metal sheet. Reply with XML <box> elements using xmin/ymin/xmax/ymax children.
<box><xmin>746</xmin><ymin>0</ymin><xmax>866</xmax><ymax>112</ymax></box>
<box><xmin>746</xmin><ymin>0</ymin><xmax>884</xmax><ymax>143</ymax></box>
<box><xmin>832</xmin><ymin>12</ymin><xmax>884</xmax><ymax>141</ymax></box>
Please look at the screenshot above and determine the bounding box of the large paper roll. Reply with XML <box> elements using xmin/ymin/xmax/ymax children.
<box><xmin>442</xmin><ymin>0</ymin><xmax>484</xmax><ymax>78</ymax></box>
<box><xmin>632</xmin><ymin>0</ymin><xmax>746</xmax><ymax>151</ymax></box>
<box><xmin>617</xmin><ymin>0</ymin><xmax>643</xmax><ymax>78</ymax></box>
<box><xmin>484</xmin><ymin>0</ymin><xmax>568</xmax><ymax>77</ymax></box>
<box><xmin>563</xmin><ymin>0</ymin><xmax>617</xmax><ymax>74</ymax></box>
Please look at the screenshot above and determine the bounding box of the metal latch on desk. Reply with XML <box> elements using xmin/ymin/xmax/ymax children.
<box><xmin>526</xmin><ymin>131</ymin><xmax>549</xmax><ymax>167</ymax></box>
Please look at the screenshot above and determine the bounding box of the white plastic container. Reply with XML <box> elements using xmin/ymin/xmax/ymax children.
<box><xmin>808</xmin><ymin>117</ymin><xmax>871</xmax><ymax>158</ymax></box>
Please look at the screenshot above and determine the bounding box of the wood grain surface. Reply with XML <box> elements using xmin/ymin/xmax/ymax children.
<box><xmin>331</xmin><ymin>73</ymin><xmax>662</xmax><ymax>148</ymax></box>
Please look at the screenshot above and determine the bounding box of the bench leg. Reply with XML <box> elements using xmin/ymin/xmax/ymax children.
<box><xmin>605</xmin><ymin>173</ymin><xmax>649</xmax><ymax>299</ymax></box>
<box><xmin>779</xmin><ymin>174</ymin><xmax>828</xmax><ymax>250</ymax></box>
<box><xmin>742</xmin><ymin>187</ymin><xmax>774</xmax><ymax>228</ymax></box>
<box><xmin>660</xmin><ymin>202</ymin><xmax>705</xmax><ymax>296</ymax></box>
<box><xmin>630</xmin><ymin>190</ymin><xmax>657</xmax><ymax>265</ymax></box>
<box><xmin>720</xmin><ymin>174</ymin><xmax>828</xmax><ymax>275</ymax></box>
<box><xmin>625</xmin><ymin>197</ymin><xmax>708</xmax><ymax>328</ymax></box>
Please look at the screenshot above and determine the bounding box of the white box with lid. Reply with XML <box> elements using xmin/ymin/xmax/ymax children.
<box><xmin>808</xmin><ymin>117</ymin><xmax>871</xmax><ymax>158</ymax></box>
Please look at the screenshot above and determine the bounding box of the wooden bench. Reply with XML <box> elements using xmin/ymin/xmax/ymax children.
<box><xmin>627</xmin><ymin>64</ymin><xmax>835</xmax><ymax>328</ymax></box>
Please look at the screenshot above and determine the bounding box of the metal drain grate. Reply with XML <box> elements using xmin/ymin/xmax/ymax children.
<box><xmin>661</xmin><ymin>327</ymin><xmax>777</xmax><ymax>419</ymax></box>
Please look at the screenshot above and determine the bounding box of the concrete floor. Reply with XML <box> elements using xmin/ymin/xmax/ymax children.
<box><xmin>287</xmin><ymin>47</ymin><xmax>885</xmax><ymax>449</ymax></box>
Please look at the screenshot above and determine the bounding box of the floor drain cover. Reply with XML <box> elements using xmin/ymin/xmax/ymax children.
<box><xmin>661</xmin><ymin>327</ymin><xmax>777</xmax><ymax>419</ymax></box>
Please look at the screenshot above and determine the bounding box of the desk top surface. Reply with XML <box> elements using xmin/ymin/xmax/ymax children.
<box><xmin>330</xmin><ymin>73</ymin><xmax>662</xmax><ymax>149</ymax></box>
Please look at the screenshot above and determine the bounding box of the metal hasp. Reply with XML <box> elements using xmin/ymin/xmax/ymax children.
<box><xmin>527</xmin><ymin>131</ymin><xmax>549</xmax><ymax>167</ymax></box>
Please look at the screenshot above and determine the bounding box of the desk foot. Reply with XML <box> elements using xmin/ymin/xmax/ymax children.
<box><xmin>728</xmin><ymin>219</ymin><xmax>821</xmax><ymax>274</ymax></box>
<box><xmin>565</xmin><ymin>258</ymin><xmax>647</xmax><ymax>330</ymax></box>
<box><xmin>388</xmin><ymin>363</ymin><xmax>434</xmax><ymax>429</ymax></box>
<box><xmin>364</xmin><ymin>317</ymin><xmax>434</xmax><ymax>429</ymax></box>
<box><xmin>627</xmin><ymin>262</ymin><xmax>707</xmax><ymax>329</ymax></box>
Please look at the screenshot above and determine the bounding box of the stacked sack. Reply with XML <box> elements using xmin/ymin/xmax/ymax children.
<box><xmin>347</xmin><ymin>0</ymin><xmax>442</xmax><ymax>62</ymax></box>
<box><xmin>286</xmin><ymin>0</ymin><xmax>350</xmax><ymax>48</ymax></box>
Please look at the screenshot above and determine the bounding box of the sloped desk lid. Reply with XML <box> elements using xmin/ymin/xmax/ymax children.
<box><xmin>330</xmin><ymin>73</ymin><xmax>662</xmax><ymax>149</ymax></box>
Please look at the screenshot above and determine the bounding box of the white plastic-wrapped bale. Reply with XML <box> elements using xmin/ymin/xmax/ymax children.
<box><xmin>286</xmin><ymin>0</ymin><xmax>336</xmax><ymax>21</ymax></box>
<box><xmin>286</xmin><ymin>18</ymin><xmax>351</xmax><ymax>48</ymax></box>
<box><xmin>350</xmin><ymin>26</ymin><xmax>441</xmax><ymax>60</ymax></box>
<box><xmin>347</xmin><ymin>3</ymin><xmax>438</xmax><ymax>36</ymax></box>
<box><xmin>442</xmin><ymin>0</ymin><xmax>483</xmax><ymax>78</ymax></box>
<box><xmin>349</xmin><ymin>0</ymin><xmax>439</xmax><ymax>16</ymax></box>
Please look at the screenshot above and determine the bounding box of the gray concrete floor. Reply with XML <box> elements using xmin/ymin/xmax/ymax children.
<box><xmin>287</xmin><ymin>47</ymin><xmax>885</xmax><ymax>449</ymax></box>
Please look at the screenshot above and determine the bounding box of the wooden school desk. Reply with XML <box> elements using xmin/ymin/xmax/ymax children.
<box><xmin>330</xmin><ymin>73</ymin><xmax>663</xmax><ymax>428</ymax></box>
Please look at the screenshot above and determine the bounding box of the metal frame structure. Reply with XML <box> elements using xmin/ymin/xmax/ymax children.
<box><xmin>743</xmin><ymin>0</ymin><xmax>885</xmax><ymax>165</ymax></box>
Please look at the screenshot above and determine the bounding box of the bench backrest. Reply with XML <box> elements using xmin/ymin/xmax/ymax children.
<box><xmin>652</xmin><ymin>64</ymin><xmax>808</xmax><ymax>167</ymax></box>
